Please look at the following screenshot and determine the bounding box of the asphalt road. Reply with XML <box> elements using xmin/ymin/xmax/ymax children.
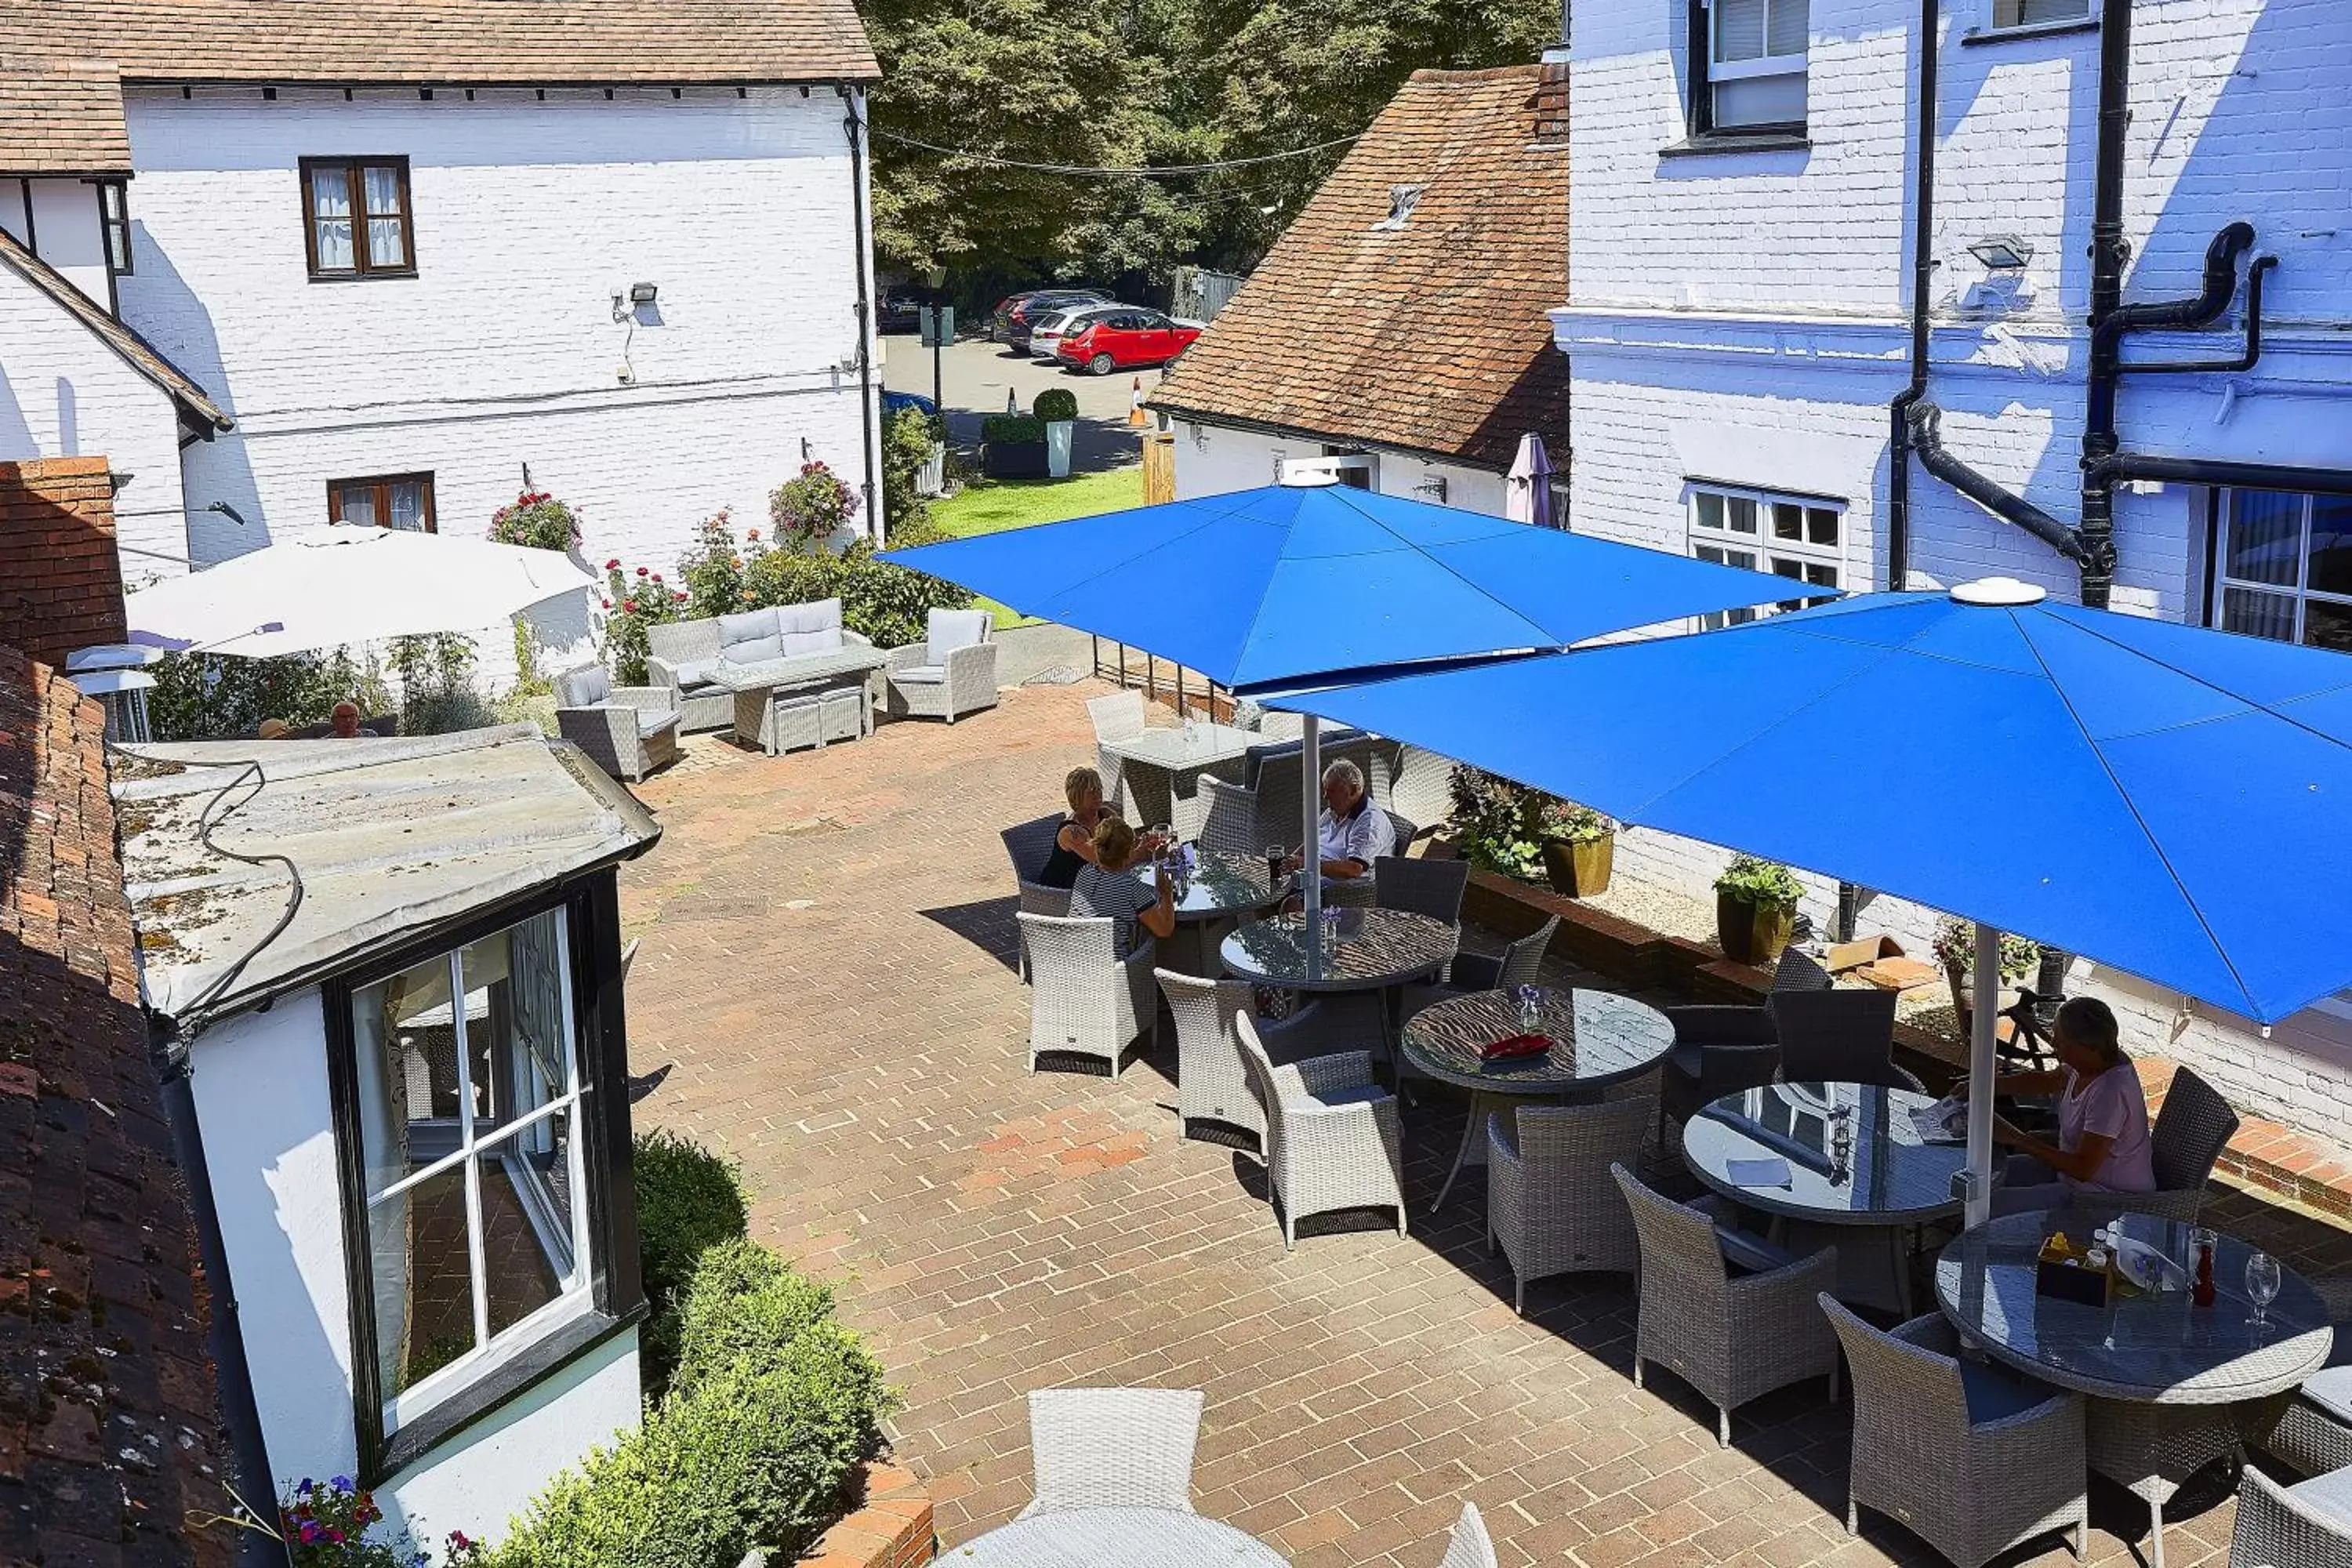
<box><xmin>880</xmin><ymin>332</ymin><xmax>1156</xmax><ymax>474</ymax></box>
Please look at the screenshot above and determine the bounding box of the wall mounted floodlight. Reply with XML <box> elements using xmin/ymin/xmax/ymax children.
<box><xmin>630</xmin><ymin>281</ymin><xmax>659</xmax><ymax>304</ymax></box>
<box><xmin>1967</xmin><ymin>235</ymin><xmax>2035</xmax><ymax>270</ymax></box>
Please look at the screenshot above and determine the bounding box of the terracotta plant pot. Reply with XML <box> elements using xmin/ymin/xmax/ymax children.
<box><xmin>1541</xmin><ymin>833</ymin><xmax>1614</xmax><ymax>898</ymax></box>
<box><xmin>1716</xmin><ymin>890</ymin><xmax>1797</xmax><ymax>967</ymax></box>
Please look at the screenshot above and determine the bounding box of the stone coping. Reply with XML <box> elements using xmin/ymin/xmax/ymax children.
<box><xmin>1461</xmin><ymin>864</ymin><xmax>2352</xmax><ymax>1226</ymax></box>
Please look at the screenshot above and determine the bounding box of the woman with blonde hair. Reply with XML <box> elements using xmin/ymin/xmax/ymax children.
<box><xmin>1070</xmin><ymin>816</ymin><xmax>1176</xmax><ymax>957</ymax></box>
<box><xmin>1038</xmin><ymin>766</ymin><xmax>1111</xmax><ymax>890</ymax></box>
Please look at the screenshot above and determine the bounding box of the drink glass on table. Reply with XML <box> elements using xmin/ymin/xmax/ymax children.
<box><xmin>1265</xmin><ymin>843</ymin><xmax>1287</xmax><ymax>887</ymax></box>
<box><xmin>2246</xmin><ymin>1250</ymin><xmax>2283</xmax><ymax>1333</ymax></box>
<box><xmin>1515</xmin><ymin>983</ymin><xmax>1543</xmax><ymax>1033</ymax></box>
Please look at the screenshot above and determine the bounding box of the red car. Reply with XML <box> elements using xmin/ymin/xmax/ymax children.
<box><xmin>1055</xmin><ymin>309</ymin><xmax>1203</xmax><ymax>375</ymax></box>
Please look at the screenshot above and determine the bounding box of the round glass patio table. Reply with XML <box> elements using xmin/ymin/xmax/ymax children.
<box><xmin>1403</xmin><ymin>987</ymin><xmax>1674</xmax><ymax>1210</ymax></box>
<box><xmin>1685</xmin><ymin>1081</ymin><xmax>1967</xmax><ymax>1314</ymax></box>
<box><xmin>1142</xmin><ymin>846</ymin><xmax>1288</xmax><ymax>976</ymax></box>
<box><xmin>943</xmin><ymin>1506</ymin><xmax>1287</xmax><ymax>1567</ymax></box>
<box><xmin>1935</xmin><ymin>1210</ymin><xmax>2334</xmax><ymax>1566</ymax></box>
<box><xmin>1218</xmin><ymin>907</ymin><xmax>1457</xmax><ymax>992</ymax></box>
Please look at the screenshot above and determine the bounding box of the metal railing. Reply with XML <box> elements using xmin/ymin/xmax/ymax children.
<box><xmin>1088</xmin><ymin>636</ymin><xmax>1233</xmax><ymax>721</ymax></box>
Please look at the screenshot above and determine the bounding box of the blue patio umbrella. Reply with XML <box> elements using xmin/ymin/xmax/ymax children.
<box><xmin>1271</xmin><ymin>576</ymin><xmax>2352</xmax><ymax>1220</ymax></box>
<box><xmin>884</xmin><ymin>474</ymin><xmax>1824</xmax><ymax>949</ymax></box>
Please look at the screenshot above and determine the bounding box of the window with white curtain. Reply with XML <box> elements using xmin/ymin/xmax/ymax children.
<box><xmin>2210</xmin><ymin>489</ymin><xmax>2352</xmax><ymax>653</ymax></box>
<box><xmin>301</xmin><ymin>156</ymin><xmax>415</xmax><ymax>278</ymax></box>
<box><xmin>1706</xmin><ymin>0</ymin><xmax>1809</xmax><ymax>131</ymax></box>
<box><xmin>1687</xmin><ymin>481</ymin><xmax>1844</xmax><ymax>628</ymax></box>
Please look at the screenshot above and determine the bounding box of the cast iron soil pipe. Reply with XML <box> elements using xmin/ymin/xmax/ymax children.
<box><xmin>1886</xmin><ymin>0</ymin><xmax>1942</xmax><ymax>594</ymax></box>
<box><xmin>2074</xmin><ymin>0</ymin><xmax>2138</xmax><ymax>607</ymax></box>
<box><xmin>839</xmin><ymin>85</ymin><xmax>882</xmax><ymax>533</ymax></box>
<box><xmin>2125</xmin><ymin>252</ymin><xmax>2275</xmax><ymax>376</ymax></box>
<box><xmin>1907</xmin><ymin>402</ymin><xmax>2093</xmax><ymax>566</ymax></box>
<box><xmin>2106</xmin><ymin>452</ymin><xmax>2352</xmax><ymax>499</ymax></box>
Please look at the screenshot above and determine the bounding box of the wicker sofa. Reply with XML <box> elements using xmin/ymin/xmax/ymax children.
<box><xmin>646</xmin><ymin>599</ymin><xmax>875</xmax><ymax>732</ymax></box>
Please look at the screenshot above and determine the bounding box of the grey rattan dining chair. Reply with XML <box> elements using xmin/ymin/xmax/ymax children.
<box><xmin>1658</xmin><ymin>1004</ymin><xmax>1784</xmax><ymax>1140</ymax></box>
<box><xmin>2150</xmin><ymin>1065</ymin><xmax>2240</xmax><ymax>1201</ymax></box>
<box><xmin>1611</xmin><ymin>1163</ymin><xmax>1840</xmax><ymax>1446</ymax></box>
<box><xmin>1767</xmin><ymin>988</ymin><xmax>1920</xmax><ymax>1091</ymax></box>
<box><xmin>1387</xmin><ymin>745</ymin><xmax>1455</xmax><ymax>843</ymax></box>
<box><xmin>1237</xmin><ymin>1014</ymin><xmax>1405</xmax><ymax>1249</ymax></box>
<box><xmin>2229</xmin><ymin>1462</ymin><xmax>2352</xmax><ymax>1568</ymax></box>
<box><xmin>1156</xmin><ymin>971</ymin><xmax>1366</xmax><ymax>1156</ymax></box>
<box><xmin>1405</xmin><ymin>916</ymin><xmax>1562</xmax><ymax>1021</ymax></box>
<box><xmin>1436</xmin><ymin>1501</ymin><xmax>1497</xmax><ymax>1568</ymax></box>
<box><xmin>1088</xmin><ymin>690</ymin><xmax>1146</xmax><ymax>810</ymax></box>
<box><xmin>1374</xmin><ymin>854</ymin><xmax>1469</xmax><ymax>925</ymax></box>
<box><xmin>2259</xmin><ymin>1277</ymin><xmax>2352</xmax><ymax>1477</ymax></box>
<box><xmin>1018</xmin><ymin>913</ymin><xmax>1156</xmax><ymax>1076</ymax></box>
<box><xmin>1196</xmin><ymin>775</ymin><xmax>1261</xmax><ymax>859</ymax></box>
<box><xmin>1002</xmin><ymin>814</ymin><xmax>1073</xmax><ymax>982</ymax></box>
<box><xmin>1820</xmin><ymin>1295</ymin><xmax>2087</xmax><ymax>1567</ymax></box>
<box><xmin>1021</xmin><ymin>1388</ymin><xmax>1204</xmax><ymax>1518</ymax></box>
<box><xmin>1489</xmin><ymin>1096</ymin><xmax>1652</xmax><ymax>1314</ymax></box>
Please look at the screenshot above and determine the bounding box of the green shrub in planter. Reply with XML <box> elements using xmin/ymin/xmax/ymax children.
<box><xmin>633</xmin><ymin>1130</ymin><xmax>749</xmax><ymax>1392</ymax></box>
<box><xmin>672</xmin><ymin>1240</ymin><xmax>837</xmax><ymax>1393</ymax></box>
<box><xmin>485</xmin><ymin>1321</ymin><xmax>891</xmax><ymax>1568</ymax></box>
<box><xmin>982</xmin><ymin>412</ymin><xmax>1045</xmax><ymax>445</ymax></box>
<box><xmin>1033</xmin><ymin>387</ymin><xmax>1079</xmax><ymax>423</ymax></box>
<box><xmin>1713</xmin><ymin>854</ymin><xmax>1802</xmax><ymax>966</ymax></box>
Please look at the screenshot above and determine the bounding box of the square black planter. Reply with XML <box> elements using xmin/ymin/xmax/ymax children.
<box><xmin>985</xmin><ymin>441</ymin><xmax>1050</xmax><ymax>480</ymax></box>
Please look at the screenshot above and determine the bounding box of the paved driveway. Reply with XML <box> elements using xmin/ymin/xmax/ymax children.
<box><xmin>881</xmin><ymin>332</ymin><xmax>1156</xmax><ymax>475</ymax></box>
<box><xmin>620</xmin><ymin>681</ymin><xmax>2338</xmax><ymax>1568</ymax></box>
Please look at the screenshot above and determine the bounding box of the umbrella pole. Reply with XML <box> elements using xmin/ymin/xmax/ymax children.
<box><xmin>1302</xmin><ymin>714</ymin><xmax>1323</xmax><ymax>980</ymax></box>
<box><xmin>1964</xmin><ymin>921</ymin><xmax>2002</xmax><ymax>1228</ymax></box>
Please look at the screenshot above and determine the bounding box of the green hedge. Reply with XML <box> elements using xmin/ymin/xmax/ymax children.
<box><xmin>632</xmin><ymin>1130</ymin><xmax>749</xmax><ymax>1393</ymax></box>
<box><xmin>982</xmin><ymin>412</ymin><xmax>1044</xmax><ymax>445</ymax></box>
<box><xmin>741</xmin><ymin>539</ymin><xmax>974</xmax><ymax>650</ymax></box>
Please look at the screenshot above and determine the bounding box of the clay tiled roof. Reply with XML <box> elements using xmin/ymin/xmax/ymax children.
<box><xmin>0</xmin><ymin>0</ymin><xmax>877</xmax><ymax>85</ymax></box>
<box><xmin>0</xmin><ymin>647</ymin><xmax>233</xmax><ymax>1567</ymax></box>
<box><xmin>0</xmin><ymin>57</ymin><xmax>130</xmax><ymax>175</ymax></box>
<box><xmin>0</xmin><ymin>228</ymin><xmax>230</xmax><ymax>433</ymax></box>
<box><xmin>1152</xmin><ymin>66</ymin><xmax>1570</xmax><ymax>472</ymax></box>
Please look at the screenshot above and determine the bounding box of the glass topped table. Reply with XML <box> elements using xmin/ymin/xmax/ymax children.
<box><xmin>1403</xmin><ymin>988</ymin><xmax>1675</xmax><ymax>1210</ymax></box>
<box><xmin>707</xmin><ymin>647</ymin><xmax>891</xmax><ymax>753</ymax></box>
<box><xmin>1936</xmin><ymin>1210</ymin><xmax>2336</xmax><ymax>1565</ymax></box>
<box><xmin>1100</xmin><ymin>723</ymin><xmax>1258</xmax><ymax>840</ymax></box>
<box><xmin>1218</xmin><ymin>908</ymin><xmax>1457</xmax><ymax>993</ymax></box>
<box><xmin>1138</xmin><ymin>846</ymin><xmax>1288</xmax><ymax>975</ymax></box>
<box><xmin>1686</xmin><ymin>1082</ymin><xmax>1968</xmax><ymax>1313</ymax></box>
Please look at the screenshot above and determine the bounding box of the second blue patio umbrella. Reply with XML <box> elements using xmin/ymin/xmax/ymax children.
<box><xmin>1272</xmin><ymin>576</ymin><xmax>2352</xmax><ymax>1220</ymax></box>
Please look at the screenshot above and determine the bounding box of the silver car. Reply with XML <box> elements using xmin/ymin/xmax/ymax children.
<box><xmin>1029</xmin><ymin>303</ymin><xmax>1124</xmax><ymax>361</ymax></box>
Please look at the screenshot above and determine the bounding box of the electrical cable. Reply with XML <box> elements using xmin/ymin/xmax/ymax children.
<box><xmin>168</xmin><ymin>758</ymin><xmax>307</xmax><ymax>1045</ymax></box>
<box><xmin>868</xmin><ymin>126</ymin><xmax>1362</xmax><ymax>176</ymax></box>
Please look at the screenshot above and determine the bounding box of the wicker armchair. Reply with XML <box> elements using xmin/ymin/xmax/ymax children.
<box><xmin>1387</xmin><ymin>745</ymin><xmax>1454</xmax><ymax>843</ymax></box>
<box><xmin>1021</xmin><ymin>1388</ymin><xmax>1203</xmax><ymax>1518</ymax></box>
<box><xmin>553</xmin><ymin>664</ymin><xmax>681</xmax><ymax>782</ymax></box>
<box><xmin>1436</xmin><ymin>1502</ymin><xmax>1497</xmax><ymax>1568</ymax></box>
<box><xmin>1659</xmin><ymin>1004</ymin><xmax>1784</xmax><ymax>1136</ymax></box>
<box><xmin>1489</xmin><ymin>1096</ymin><xmax>1653</xmax><ymax>1314</ymax></box>
<box><xmin>1820</xmin><ymin>1295</ymin><xmax>2086</xmax><ymax>1566</ymax></box>
<box><xmin>1237</xmin><ymin>1014</ymin><xmax>1405</xmax><ymax>1249</ymax></box>
<box><xmin>1001</xmin><ymin>814</ymin><xmax>1072</xmax><ymax>982</ymax></box>
<box><xmin>1768</xmin><ymin>988</ymin><xmax>1920</xmax><ymax>1091</ymax></box>
<box><xmin>884</xmin><ymin>608</ymin><xmax>1000</xmax><ymax>723</ymax></box>
<box><xmin>1017</xmin><ymin>913</ymin><xmax>1156</xmax><ymax>1076</ymax></box>
<box><xmin>1374</xmin><ymin>854</ymin><xmax>1468</xmax><ymax>924</ymax></box>
<box><xmin>1454</xmin><ymin>916</ymin><xmax>1560</xmax><ymax>993</ymax></box>
<box><xmin>2259</xmin><ymin>1278</ymin><xmax>2352</xmax><ymax>1477</ymax></box>
<box><xmin>2230</xmin><ymin>1462</ymin><xmax>2352</xmax><ymax>1568</ymax></box>
<box><xmin>1156</xmin><ymin>972</ymin><xmax>1367</xmax><ymax>1155</ymax></box>
<box><xmin>1612</xmin><ymin>1163</ymin><xmax>1840</xmax><ymax>1445</ymax></box>
<box><xmin>1196</xmin><ymin>775</ymin><xmax>1261</xmax><ymax>858</ymax></box>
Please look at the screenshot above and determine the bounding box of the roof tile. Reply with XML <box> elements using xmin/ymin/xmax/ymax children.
<box><xmin>0</xmin><ymin>58</ymin><xmax>129</xmax><ymax>175</ymax></box>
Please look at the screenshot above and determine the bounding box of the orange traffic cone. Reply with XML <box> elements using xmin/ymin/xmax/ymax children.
<box><xmin>1128</xmin><ymin>377</ymin><xmax>1148</xmax><ymax>427</ymax></box>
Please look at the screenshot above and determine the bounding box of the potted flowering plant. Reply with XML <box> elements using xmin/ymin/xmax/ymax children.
<box><xmin>278</xmin><ymin>1475</ymin><xmax>426</xmax><ymax>1566</ymax></box>
<box><xmin>769</xmin><ymin>460</ymin><xmax>860</xmax><ymax>553</ymax></box>
<box><xmin>1536</xmin><ymin>798</ymin><xmax>1616</xmax><ymax>898</ymax></box>
<box><xmin>1932</xmin><ymin>915</ymin><xmax>2042</xmax><ymax>1033</ymax></box>
<box><xmin>488</xmin><ymin>489</ymin><xmax>583</xmax><ymax>554</ymax></box>
<box><xmin>1714</xmin><ymin>853</ymin><xmax>1803</xmax><ymax>966</ymax></box>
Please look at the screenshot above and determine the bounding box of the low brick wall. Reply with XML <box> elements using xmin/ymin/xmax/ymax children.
<box><xmin>1465</xmin><ymin>862</ymin><xmax>2352</xmax><ymax>1223</ymax></box>
<box><xmin>797</xmin><ymin>1461</ymin><xmax>934</xmax><ymax>1568</ymax></box>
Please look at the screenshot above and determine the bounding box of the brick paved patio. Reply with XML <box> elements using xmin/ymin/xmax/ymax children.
<box><xmin>620</xmin><ymin>681</ymin><xmax>2349</xmax><ymax>1568</ymax></box>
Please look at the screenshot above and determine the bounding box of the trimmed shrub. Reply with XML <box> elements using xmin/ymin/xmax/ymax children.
<box><xmin>633</xmin><ymin>1130</ymin><xmax>749</xmax><ymax>1392</ymax></box>
<box><xmin>880</xmin><ymin>403</ymin><xmax>940</xmax><ymax>538</ymax></box>
<box><xmin>982</xmin><ymin>412</ymin><xmax>1044</xmax><ymax>446</ymax></box>
<box><xmin>672</xmin><ymin>1240</ymin><xmax>837</xmax><ymax>1394</ymax></box>
<box><xmin>1032</xmin><ymin>387</ymin><xmax>1078</xmax><ymax>423</ymax></box>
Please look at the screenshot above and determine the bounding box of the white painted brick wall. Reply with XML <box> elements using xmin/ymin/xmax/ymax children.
<box><xmin>0</xmin><ymin>260</ymin><xmax>191</xmax><ymax>583</ymax></box>
<box><xmin>113</xmin><ymin>84</ymin><xmax>878</xmax><ymax>682</ymax></box>
<box><xmin>1173</xmin><ymin>420</ymin><xmax>1512</xmax><ymax>516</ymax></box>
<box><xmin>1561</xmin><ymin>0</ymin><xmax>2352</xmax><ymax>1148</ymax></box>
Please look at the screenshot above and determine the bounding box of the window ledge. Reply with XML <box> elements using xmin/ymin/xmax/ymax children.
<box><xmin>1962</xmin><ymin>16</ymin><xmax>2099</xmax><ymax>45</ymax></box>
<box><xmin>372</xmin><ymin>1302</ymin><xmax>644</xmax><ymax>1484</ymax></box>
<box><xmin>1659</xmin><ymin>132</ymin><xmax>1812</xmax><ymax>159</ymax></box>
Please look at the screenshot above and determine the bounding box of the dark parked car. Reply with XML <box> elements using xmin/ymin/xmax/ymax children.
<box><xmin>992</xmin><ymin>287</ymin><xmax>1110</xmax><ymax>349</ymax></box>
<box><xmin>877</xmin><ymin>290</ymin><xmax>927</xmax><ymax>333</ymax></box>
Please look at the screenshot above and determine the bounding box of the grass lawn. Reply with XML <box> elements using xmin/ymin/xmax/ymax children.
<box><xmin>930</xmin><ymin>466</ymin><xmax>1145</xmax><ymax>626</ymax></box>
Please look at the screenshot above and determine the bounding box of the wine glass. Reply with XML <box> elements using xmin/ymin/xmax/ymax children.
<box><xmin>2246</xmin><ymin>1250</ymin><xmax>2283</xmax><ymax>1334</ymax></box>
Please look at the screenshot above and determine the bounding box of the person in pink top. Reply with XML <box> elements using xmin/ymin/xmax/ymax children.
<box><xmin>1976</xmin><ymin>996</ymin><xmax>2157</xmax><ymax>1215</ymax></box>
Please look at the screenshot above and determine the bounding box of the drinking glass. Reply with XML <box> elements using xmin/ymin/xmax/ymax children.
<box><xmin>1515</xmin><ymin>983</ymin><xmax>1543</xmax><ymax>1033</ymax></box>
<box><xmin>2246</xmin><ymin>1250</ymin><xmax>2283</xmax><ymax>1332</ymax></box>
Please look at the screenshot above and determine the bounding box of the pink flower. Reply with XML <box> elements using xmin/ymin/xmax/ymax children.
<box><xmin>601</xmin><ymin>598</ymin><xmax>612</xmax><ymax>609</ymax></box>
<box><xmin>636</xmin><ymin>566</ymin><xmax>649</xmax><ymax>578</ymax></box>
<box><xmin>604</xmin><ymin>558</ymin><xmax>620</xmax><ymax>570</ymax></box>
<box><xmin>622</xmin><ymin>598</ymin><xmax>638</xmax><ymax>613</ymax></box>
<box><xmin>746</xmin><ymin>528</ymin><xmax>761</xmax><ymax>541</ymax></box>
<box><xmin>673</xmin><ymin>590</ymin><xmax>687</xmax><ymax>602</ymax></box>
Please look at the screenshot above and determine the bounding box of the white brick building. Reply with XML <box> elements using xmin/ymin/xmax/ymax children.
<box><xmin>1559</xmin><ymin>0</ymin><xmax>2352</xmax><ymax>1145</ymax></box>
<box><xmin>0</xmin><ymin>0</ymin><xmax>884</xmax><ymax>681</ymax></box>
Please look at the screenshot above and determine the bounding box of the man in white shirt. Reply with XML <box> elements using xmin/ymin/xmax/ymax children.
<box><xmin>1291</xmin><ymin>757</ymin><xmax>1393</xmax><ymax>883</ymax></box>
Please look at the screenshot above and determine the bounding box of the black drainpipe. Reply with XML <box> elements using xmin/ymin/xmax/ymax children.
<box><xmin>1885</xmin><ymin>0</ymin><xmax>1940</xmax><ymax>595</ymax></box>
<box><xmin>2074</xmin><ymin>0</ymin><xmax>2136</xmax><ymax>608</ymax></box>
<box><xmin>1907</xmin><ymin>402</ymin><xmax>2092</xmax><ymax>567</ymax></box>
<box><xmin>837</xmin><ymin>83</ymin><xmax>882</xmax><ymax>536</ymax></box>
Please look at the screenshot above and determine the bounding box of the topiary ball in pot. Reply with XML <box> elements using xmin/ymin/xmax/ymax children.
<box><xmin>1033</xmin><ymin>387</ymin><xmax>1079</xmax><ymax>424</ymax></box>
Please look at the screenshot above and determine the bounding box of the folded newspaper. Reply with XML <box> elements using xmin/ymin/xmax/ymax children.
<box><xmin>1907</xmin><ymin>1095</ymin><xmax>1968</xmax><ymax>1143</ymax></box>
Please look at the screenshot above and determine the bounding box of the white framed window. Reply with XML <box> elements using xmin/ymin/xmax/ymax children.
<box><xmin>349</xmin><ymin>906</ymin><xmax>593</xmax><ymax>1436</ymax></box>
<box><xmin>2209</xmin><ymin>488</ymin><xmax>2352</xmax><ymax>653</ymax></box>
<box><xmin>1987</xmin><ymin>0</ymin><xmax>2092</xmax><ymax>29</ymax></box>
<box><xmin>1687</xmin><ymin>481</ymin><xmax>1844</xmax><ymax>628</ymax></box>
<box><xmin>1706</xmin><ymin>0</ymin><xmax>1809</xmax><ymax>130</ymax></box>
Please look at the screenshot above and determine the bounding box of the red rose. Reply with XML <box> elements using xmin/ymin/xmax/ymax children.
<box><xmin>622</xmin><ymin>599</ymin><xmax>637</xmax><ymax>612</ymax></box>
<box><xmin>604</xmin><ymin>558</ymin><xmax>620</xmax><ymax>570</ymax></box>
<box><xmin>673</xmin><ymin>590</ymin><xmax>687</xmax><ymax>602</ymax></box>
<box><xmin>636</xmin><ymin>566</ymin><xmax>649</xmax><ymax>577</ymax></box>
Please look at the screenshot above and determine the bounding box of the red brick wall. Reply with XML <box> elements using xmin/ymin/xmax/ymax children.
<box><xmin>0</xmin><ymin>455</ymin><xmax>129</xmax><ymax>666</ymax></box>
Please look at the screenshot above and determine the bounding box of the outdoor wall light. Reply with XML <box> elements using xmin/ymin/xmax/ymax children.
<box><xmin>630</xmin><ymin>281</ymin><xmax>659</xmax><ymax>304</ymax></box>
<box><xmin>1967</xmin><ymin>235</ymin><xmax>2035</xmax><ymax>270</ymax></box>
